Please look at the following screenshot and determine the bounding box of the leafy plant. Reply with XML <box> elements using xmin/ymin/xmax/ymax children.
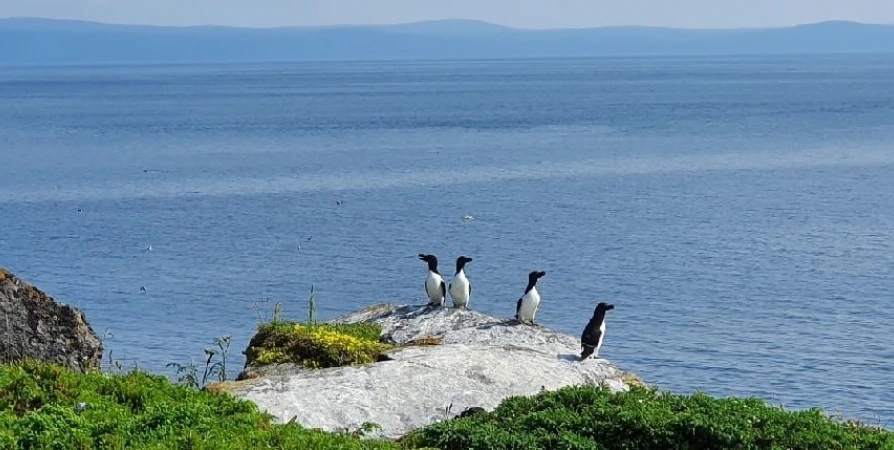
<box><xmin>166</xmin><ymin>334</ymin><xmax>232</xmax><ymax>388</ymax></box>
<box><xmin>203</xmin><ymin>335</ymin><xmax>231</xmax><ymax>384</ymax></box>
<box><xmin>341</xmin><ymin>422</ymin><xmax>384</xmax><ymax>438</ymax></box>
<box><xmin>165</xmin><ymin>358</ymin><xmax>199</xmax><ymax>389</ymax></box>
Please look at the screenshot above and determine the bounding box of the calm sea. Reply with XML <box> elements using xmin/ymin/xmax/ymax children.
<box><xmin>1</xmin><ymin>55</ymin><xmax>892</xmax><ymax>423</ymax></box>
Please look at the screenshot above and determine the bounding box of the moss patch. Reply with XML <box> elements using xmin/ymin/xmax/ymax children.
<box><xmin>0</xmin><ymin>361</ymin><xmax>399</xmax><ymax>450</ymax></box>
<box><xmin>244</xmin><ymin>321</ymin><xmax>391</xmax><ymax>369</ymax></box>
<box><xmin>621</xmin><ymin>371</ymin><xmax>648</xmax><ymax>388</ymax></box>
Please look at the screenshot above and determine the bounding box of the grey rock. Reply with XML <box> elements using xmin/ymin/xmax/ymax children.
<box><xmin>456</xmin><ymin>406</ymin><xmax>486</xmax><ymax>419</ymax></box>
<box><xmin>0</xmin><ymin>268</ymin><xmax>103</xmax><ymax>372</ymax></box>
<box><xmin>237</xmin><ymin>362</ymin><xmax>304</xmax><ymax>381</ymax></box>
<box><xmin>222</xmin><ymin>303</ymin><xmax>631</xmax><ymax>438</ymax></box>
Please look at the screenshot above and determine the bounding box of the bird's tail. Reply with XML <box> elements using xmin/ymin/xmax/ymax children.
<box><xmin>580</xmin><ymin>344</ymin><xmax>595</xmax><ymax>361</ymax></box>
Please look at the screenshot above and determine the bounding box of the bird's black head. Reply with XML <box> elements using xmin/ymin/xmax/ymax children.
<box><xmin>525</xmin><ymin>270</ymin><xmax>546</xmax><ymax>292</ymax></box>
<box><xmin>455</xmin><ymin>256</ymin><xmax>473</xmax><ymax>273</ymax></box>
<box><xmin>418</xmin><ymin>254</ymin><xmax>439</xmax><ymax>272</ymax></box>
<box><xmin>528</xmin><ymin>271</ymin><xmax>547</xmax><ymax>282</ymax></box>
<box><xmin>595</xmin><ymin>302</ymin><xmax>615</xmax><ymax>314</ymax></box>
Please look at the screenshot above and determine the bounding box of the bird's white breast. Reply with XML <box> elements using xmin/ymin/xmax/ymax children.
<box><xmin>425</xmin><ymin>271</ymin><xmax>444</xmax><ymax>302</ymax></box>
<box><xmin>518</xmin><ymin>287</ymin><xmax>540</xmax><ymax>321</ymax></box>
<box><xmin>595</xmin><ymin>321</ymin><xmax>607</xmax><ymax>356</ymax></box>
<box><xmin>449</xmin><ymin>270</ymin><xmax>470</xmax><ymax>307</ymax></box>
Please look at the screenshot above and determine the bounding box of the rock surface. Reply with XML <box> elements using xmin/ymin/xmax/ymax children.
<box><xmin>0</xmin><ymin>267</ymin><xmax>103</xmax><ymax>371</ymax></box>
<box><xmin>220</xmin><ymin>303</ymin><xmax>631</xmax><ymax>438</ymax></box>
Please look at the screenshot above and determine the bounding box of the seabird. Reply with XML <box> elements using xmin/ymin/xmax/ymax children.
<box><xmin>580</xmin><ymin>302</ymin><xmax>615</xmax><ymax>361</ymax></box>
<box><xmin>139</xmin><ymin>286</ymin><xmax>147</xmax><ymax>294</ymax></box>
<box><xmin>515</xmin><ymin>271</ymin><xmax>546</xmax><ymax>325</ymax></box>
<box><xmin>418</xmin><ymin>254</ymin><xmax>446</xmax><ymax>307</ymax></box>
<box><xmin>448</xmin><ymin>256</ymin><xmax>473</xmax><ymax>308</ymax></box>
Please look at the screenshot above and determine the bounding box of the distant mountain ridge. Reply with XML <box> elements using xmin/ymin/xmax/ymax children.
<box><xmin>1</xmin><ymin>17</ymin><xmax>893</xmax><ymax>64</ymax></box>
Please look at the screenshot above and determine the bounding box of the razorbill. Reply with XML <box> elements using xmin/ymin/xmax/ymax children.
<box><xmin>448</xmin><ymin>256</ymin><xmax>473</xmax><ymax>308</ymax></box>
<box><xmin>418</xmin><ymin>254</ymin><xmax>446</xmax><ymax>306</ymax></box>
<box><xmin>580</xmin><ymin>302</ymin><xmax>615</xmax><ymax>360</ymax></box>
<box><xmin>515</xmin><ymin>271</ymin><xmax>546</xmax><ymax>325</ymax></box>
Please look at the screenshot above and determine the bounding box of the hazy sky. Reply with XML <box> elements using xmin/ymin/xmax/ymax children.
<box><xmin>2</xmin><ymin>0</ymin><xmax>893</xmax><ymax>29</ymax></box>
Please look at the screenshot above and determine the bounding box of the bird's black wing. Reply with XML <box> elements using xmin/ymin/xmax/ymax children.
<box><xmin>581</xmin><ymin>321</ymin><xmax>602</xmax><ymax>347</ymax></box>
<box><xmin>580</xmin><ymin>344</ymin><xmax>596</xmax><ymax>361</ymax></box>
<box><xmin>468</xmin><ymin>281</ymin><xmax>472</xmax><ymax>297</ymax></box>
<box><xmin>515</xmin><ymin>297</ymin><xmax>523</xmax><ymax>318</ymax></box>
<box><xmin>440</xmin><ymin>281</ymin><xmax>446</xmax><ymax>300</ymax></box>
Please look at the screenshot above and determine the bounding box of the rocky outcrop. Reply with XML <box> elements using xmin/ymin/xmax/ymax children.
<box><xmin>0</xmin><ymin>267</ymin><xmax>103</xmax><ymax>372</ymax></box>
<box><xmin>218</xmin><ymin>303</ymin><xmax>632</xmax><ymax>438</ymax></box>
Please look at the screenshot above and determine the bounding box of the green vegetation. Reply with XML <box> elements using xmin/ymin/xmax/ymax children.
<box><xmin>404</xmin><ymin>385</ymin><xmax>894</xmax><ymax>450</ymax></box>
<box><xmin>1</xmin><ymin>362</ymin><xmax>891</xmax><ymax>450</ymax></box>
<box><xmin>166</xmin><ymin>335</ymin><xmax>232</xmax><ymax>389</ymax></box>
<box><xmin>0</xmin><ymin>361</ymin><xmax>399</xmax><ymax>450</ymax></box>
<box><xmin>243</xmin><ymin>321</ymin><xmax>390</xmax><ymax>369</ymax></box>
<box><xmin>243</xmin><ymin>286</ymin><xmax>390</xmax><ymax>370</ymax></box>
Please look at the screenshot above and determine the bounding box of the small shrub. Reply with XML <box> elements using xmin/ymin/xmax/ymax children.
<box><xmin>404</xmin><ymin>385</ymin><xmax>894</xmax><ymax>450</ymax></box>
<box><xmin>244</xmin><ymin>321</ymin><xmax>389</xmax><ymax>369</ymax></box>
<box><xmin>0</xmin><ymin>361</ymin><xmax>399</xmax><ymax>450</ymax></box>
<box><xmin>166</xmin><ymin>334</ymin><xmax>232</xmax><ymax>388</ymax></box>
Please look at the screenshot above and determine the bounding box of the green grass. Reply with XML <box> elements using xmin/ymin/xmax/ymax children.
<box><xmin>0</xmin><ymin>361</ymin><xmax>399</xmax><ymax>450</ymax></box>
<box><xmin>3</xmin><ymin>362</ymin><xmax>890</xmax><ymax>450</ymax></box>
<box><xmin>243</xmin><ymin>321</ymin><xmax>390</xmax><ymax>369</ymax></box>
<box><xmin>403</xmin><ymin>385</ymin><xmax>894</xmax><ymax>450</ymax></box>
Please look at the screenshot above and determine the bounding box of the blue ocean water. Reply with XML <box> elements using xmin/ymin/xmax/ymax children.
<box><xmin>1</xmin><ymin>55</ymin><xmax>893</xmax><ymax>423</ymax></box>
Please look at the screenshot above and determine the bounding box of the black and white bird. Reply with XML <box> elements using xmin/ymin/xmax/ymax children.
<box><xmin>448</xmin><ymin>256</ymin><xmax>473</xmax><ymax>308</ymax></box>
<box><xmin>580</xmin><ymin>302</ymin><xmax>615</xmax><ymax>361</ymax></box>
<box><xmin>418</xmin><ymin>254</ymin><xmax>446</xmax><ymax>307</ymax></box>
<box><xmin>515</xmin><ymin>271</ymin><xmax>546</xmax><ymax>325</ymax></box>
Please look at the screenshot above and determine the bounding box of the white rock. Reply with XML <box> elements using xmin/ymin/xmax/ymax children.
<box><xmin>220</xmin><ymin>304</ymin><xmax>631</xmax><ymax>439</ymax></box>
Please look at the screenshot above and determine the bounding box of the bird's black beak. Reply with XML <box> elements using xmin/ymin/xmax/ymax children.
<box><xmin>607</xmin><ymin>304</ymin><xmax>615</xmax><ymax>310</ymax></box>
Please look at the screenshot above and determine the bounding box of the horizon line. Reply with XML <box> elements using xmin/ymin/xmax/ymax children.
<box><xmin>2</xmin><ymin>16</ymin><xmax>892</xmax><ymax>32</ymax></box>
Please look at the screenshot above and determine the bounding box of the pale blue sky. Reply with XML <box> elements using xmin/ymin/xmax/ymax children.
<box><xmin>2</xmin><ymin>0</ymin><xmax>893</xmax><ymax>29</ymax></box>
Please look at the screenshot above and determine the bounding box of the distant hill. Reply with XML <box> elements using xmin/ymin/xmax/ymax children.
<box><xmin>1</xmin><ymin>17</ymin><xmax>893</xmax><ymax>64</ymax></box>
